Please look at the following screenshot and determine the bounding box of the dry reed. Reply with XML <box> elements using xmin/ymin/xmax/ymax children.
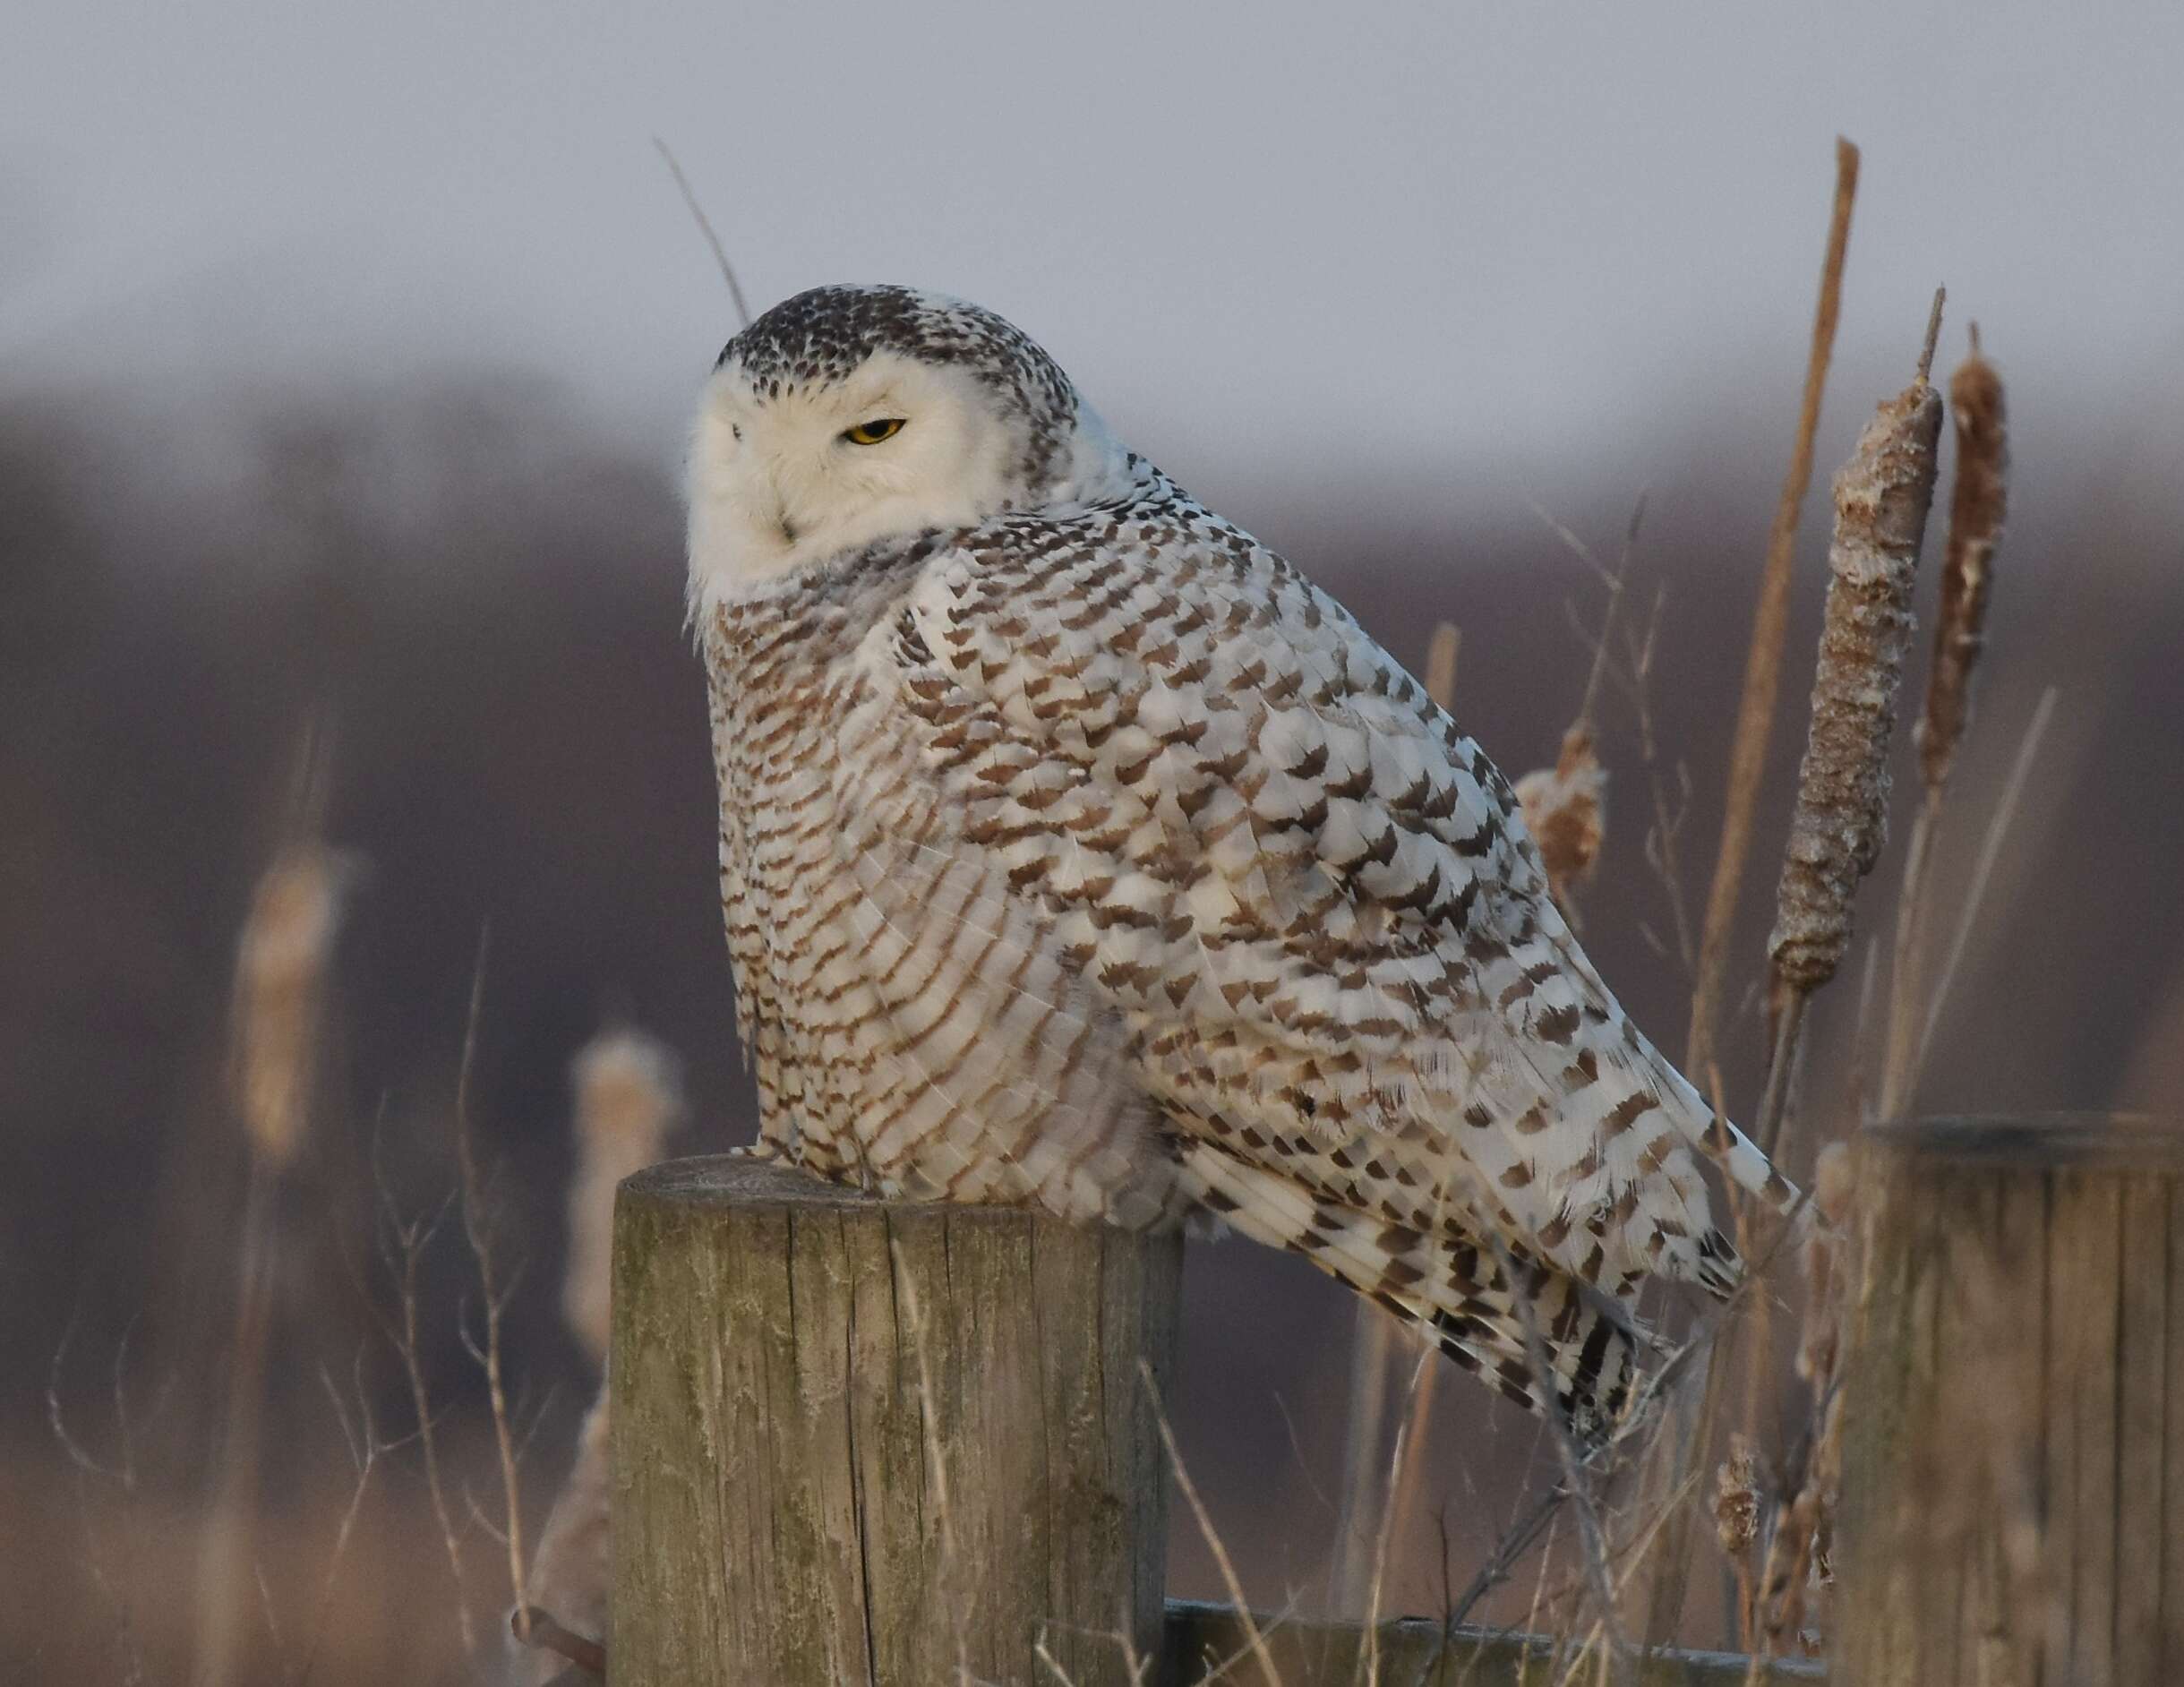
<box><xmin>1643</xmin><ymin>148</ymin><xmax>1860</xmax><ymax>1642</ymax></box>
<box><xmin>1684</xmin><ymin>136</ymin><xmax>1860</xmax><ymax>1083</ymax></box>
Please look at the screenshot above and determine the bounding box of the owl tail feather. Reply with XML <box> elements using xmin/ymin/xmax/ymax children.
<box><xmin>1179</xmin><ymin>1145</ymin><xmax>1646</xmax><ymax>1443</ymax></box>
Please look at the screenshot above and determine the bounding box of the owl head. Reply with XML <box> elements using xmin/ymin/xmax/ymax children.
<box><xmin>687</xmin><ymin>285</ymin><xmax>1128</xmax><ymax>599</ymax></box>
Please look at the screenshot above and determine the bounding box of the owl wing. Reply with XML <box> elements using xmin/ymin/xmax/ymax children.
<box><xmin>859</xmin><ymin>505</ymin><xmax>1793</xmax><ymax>1423</ymax></box>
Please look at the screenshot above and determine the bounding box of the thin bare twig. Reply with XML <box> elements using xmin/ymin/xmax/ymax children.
<box><xmin>48</xmin><ymin>1306</ymin><xmax>154</xmax><ymax>1686</ymax></box>
<box><xmin>294</xmin><ymin>1357</ymin><xmax>421</xmax><ymax>1687</ymax></box>
<box><xmin>1360</xmin><ymin>1343</ymin><xmax>1436</xmax><ymax>1687</ymax></box>
<box><xmin>368</xmin><ymin>1119</ymin><xmax>475</xmax><ymax>1657</ymax></box>
<box><xmin>452</xmin><ymin>927</ymin><xmax>533</xmax><ymax>1643</ymax></box>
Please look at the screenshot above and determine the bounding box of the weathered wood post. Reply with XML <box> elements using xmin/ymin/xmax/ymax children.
<box><xmin>1836</xmin><ymin>1117</ymin><xmax>2184</xmax><ymax>1686</ymax></box>
<box><xmin>611</xmin><ymin>1156</ymin><xmax>1184</xmax><ymax>1686</ymax></box>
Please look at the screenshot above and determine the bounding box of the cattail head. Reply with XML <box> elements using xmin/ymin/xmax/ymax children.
<box><xmin>1715</xmin><ymin>1436</ymin><xmax>1765</xmax><ymax>1558</ymax></box>
<box><xmin>1769</xmin><ymin>338</ymin><xmax>1945</xmax><ymax>995</ymax></box>
<box><xmin>562</xmin><ymin>1029</ymin><xmax>685</xmax><ymax>1363</ymax></box>
<box><xmin>1515</xmin><ymin>723</ymin><xmax>1606</xmax><ymax>911</ymax></box>
<box><xmin>1915</xmin><ymin>334</ymin><xmax>2008</xmax><ymax>792</ymax></box>
<box><xmin>231</xmin><ymin>842</ymin><xmax>355</xmax><ymax>1170</ymax></box>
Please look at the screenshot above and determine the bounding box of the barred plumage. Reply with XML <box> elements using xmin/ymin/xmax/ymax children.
<box><xmin>689</xmin><ymin>285</ymin><xmax>1796</xmax><ymax>1433</ymax></box>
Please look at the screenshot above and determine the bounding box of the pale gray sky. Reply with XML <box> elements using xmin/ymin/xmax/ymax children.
<box><xmin>7</xmin><ymin>0</ymin><xmax>2183</xmax><ymax>510</ymax></box>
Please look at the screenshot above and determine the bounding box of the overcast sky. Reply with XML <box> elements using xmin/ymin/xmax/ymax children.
<box><xmin>7</xmin><ymin>1</ymin><xmax>2183</xmax><ymax>511</ymax></box>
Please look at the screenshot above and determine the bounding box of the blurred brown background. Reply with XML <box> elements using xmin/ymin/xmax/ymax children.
<box><xmin>7</xmin><ymin>3</ymin><xmax>2184</xmax><ymax>1681</ymax></box>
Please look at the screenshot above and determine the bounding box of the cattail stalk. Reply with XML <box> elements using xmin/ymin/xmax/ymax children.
<box><xmin>1880</xmin><ymin>336</ymin><xmax>2009</xmax><ymax>1117</ymax></box>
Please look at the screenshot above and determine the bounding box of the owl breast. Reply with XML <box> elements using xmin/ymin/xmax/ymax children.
<box><xmin>706</xmin><ymin>545</ymin><xmax>1186</xmax><ymax>1226</ymax></box>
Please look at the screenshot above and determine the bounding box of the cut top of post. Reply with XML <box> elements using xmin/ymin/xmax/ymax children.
<box><xmin>1862</xmin><ymin>1112</ymin><xmax>2184</xmax><ymax>1170</ymax></box>
<box><xmin>621</xmin><ymin>1154</ymin><xmax>888</xmax><ymax>1212</ymax></box>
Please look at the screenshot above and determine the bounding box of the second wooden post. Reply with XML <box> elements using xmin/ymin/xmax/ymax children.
<box><xmin>611</xmin><ymin>1156</ymin><xmax>1184</xmax><ymax>1686</ymax></box>
<box><xmin>1834</xmin><ymin>1117</ymin><xmax>2184</xmax><ymax>1686</ymax></box>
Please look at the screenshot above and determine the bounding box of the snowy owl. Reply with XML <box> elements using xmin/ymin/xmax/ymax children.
<box><xmin>688</xmin><ymin>284</ymin><xmax>1795</xmax><ymax>1434</ymax></box>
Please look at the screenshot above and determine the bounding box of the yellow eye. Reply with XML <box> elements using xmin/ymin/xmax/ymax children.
<box><xmin>842</xmin><ymin>417</ymin><xmax>906</xmax><ymax>446</ymax></box>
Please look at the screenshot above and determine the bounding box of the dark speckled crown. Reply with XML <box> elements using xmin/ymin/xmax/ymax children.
<box><xmin>716</xmin><ymin>285</ymin><xmax>1083</xmax><ymax>495</ymax></box>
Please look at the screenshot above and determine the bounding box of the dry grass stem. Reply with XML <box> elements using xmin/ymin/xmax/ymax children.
<box><xmin>1376</xmin><ymin>1330</ymin><xmax>1444</xmax><ymax>1605</ymax></box>
<box><xmin>1140</xmin><ymin>1358</ymin><xmax>1283</xmax><ymax>1687</ymax></box>
<box><xmin>1360</xmin><ymin>1344</ymin><xmax>1436</xmax><ymax>1686</ymax></box>
<box><xmin>653</xmin><ymin>137</ymin><xmax>753</xmax><ymax>329</ymax></box>
<box><xmin>49</xmin><ymin>1311</ymin><xmax>154</xmax><ymax>1686</ymax></box>
<box><xmin>1685</xmin><ymin>136</ymin><xmax>1859</xmax><ymax>1080</ymax></box>
<box><xmin>1328</xmin><ymin>1306</ymin><xmax>1398</xmax><ymax>1615</ymax></box>
<box><xmin>369</xmin><ymin>1142</ymin><xmax>475</xmax><ymax>1658</ymax></box>
<box><xmin>1626</xmin><ymin>587</ymin><xmax>1700</xmax><ymax>978</ymax></box>
<box><xmin>1518</xmin><ymin>498</ymin><xmax>1650</xmax><ymax>917</ymax></box>
<box><xmin>1423</xmin><ymin>621</ymin><xmax>1460</xmax><ymax>713</ymax></box>
<box><xmin>1913</xmin><ymin>686</ymin><xmax>2059</xmax><ymax>1077</ymax></box>
<box><xmin>292</xmin><ymin>1360</ymin><xmax>418</xmax><ymax>1687</ymax></box>
<box><xmin>450</xmin><ymin>930</ymin><xmax>534</xmax><ymax>1645</ymax></box>
<box><xmin>1767</xmin><ymin>296</ymin><xmax>1946</xmax><ymax>998</ymax></box>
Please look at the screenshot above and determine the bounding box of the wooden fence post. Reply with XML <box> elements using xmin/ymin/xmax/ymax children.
<box><xmin>1835</xmin><ymin>1116</ymin><xmax>2184</xmax><ymax>1686</ymax></box>
<box><xmin>610</xmin><ymin>1156</ymin><xmax>1184</xmax><ymax>1686</ymax></box>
